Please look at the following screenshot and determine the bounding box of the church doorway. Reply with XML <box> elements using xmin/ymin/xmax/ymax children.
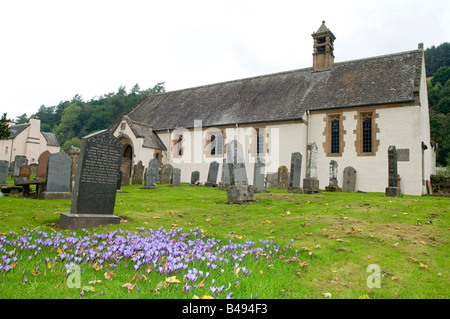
<box><xmin>117</xmin><ymin>135</ymin><xmax>133</xmax><ymax>186</ymax></box>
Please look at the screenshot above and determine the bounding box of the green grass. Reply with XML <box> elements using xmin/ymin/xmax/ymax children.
<box><xmin>0</xmin><ymin>183</ymin><xmax>448</xmax><ymax>299</ymax></box>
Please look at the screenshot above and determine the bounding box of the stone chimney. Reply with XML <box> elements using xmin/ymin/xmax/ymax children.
<box><xmin>312</xmin><ymin>21</ymin><xmax>336</xmax><ymax>72</ymax></box>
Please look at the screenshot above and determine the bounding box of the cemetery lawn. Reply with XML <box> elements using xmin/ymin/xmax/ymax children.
<box><xmin>0</xmin><ymin>184</ymin><xmax>448</xmax><ymax>299</ymax></box>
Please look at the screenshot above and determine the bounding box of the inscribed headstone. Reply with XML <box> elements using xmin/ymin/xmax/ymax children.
<box><xmin>190</xmin><ymin>171</ymin><xmax>200</xmax><ymax>186</ymax></box>
<box><xmin>68</xmin><ymin>147</ymin><xmax>80</xmax><ymax>192</ymax></box>
<box><xmin>13</xmin><ymin>155</ymin><xmax>27</xmax><ymax>177</ymax></box>
<box><xmin>253</xmin><ymin>157</ymin><xmax>268</xmax><ymax>193</ymax></box>
<box><xmin>277</xmin><ymin>166</ymin><xmax>289</xmax><ymax>189</ymax></box>
<box><xmin>160</xmin><ymin>164</ymin><xmax>173</xmax><ymax>184</ymax></box>
<box><xmin>226</xmin><ymin>140</ymin><xmax>254</xmax><ymax>203</ymax></box>
<box><xmin>303</xmin><ymin>143</ymin><xmax>320</xmax><ymax>193</ymax></box>
<box><xmin>218</xmin><ymin>158</ymin><xmax>231</xmax><ymax>190</ymax></box>
<box><xmin>342</xmin><ymin>166</ymin><xmax>357</xmax><ymax>191</ymax></box>
<box><xmin>287</xmin><ymin>152</ymin><xmax>303</xmax><ymax>193</ymax></box>
<box><xmin>170</xmin><ymin>168</ymin><xmax>181</xmax><ymax>186</ymax></box>
<box><xmin>45</xmin><ymin>152</ymin><xmax>71</xmax><ymax>193</ymax></box>
<box><xmin>144</xmin><ymin>159</ymin><xmax>159</xmax><ymax>188</ymax></box>
<box><xmin>266</xmin><ymin>172</ymin><xmax>278</xmax><ymax>188</ymax></box>
<box><xmin>120</xmin><ymin>158</ymin><xmax>131</xmax><ymax>186</ymax></box>
<box><xmin>325</xmin><ymin>160</ymin><xmax>342</xmax><ymax>192</ymax></box>
<box><xmin>132</xmin><ymin>160</ymin><xmax>145</xmax><ymax>185</ymax></box>
<box><xmin>386</xmin><ymin>146</ymin><xmax>401</xmax><ymax>197</ymax></box>
<box><xmin>37</xmin><ymin>150</ymin><xmax>51</xmax><ymax>178</ymax></box>
<box><xmin>0</xmin><ymin>160</ymin><xmax>9</xmax><ymax>185</ymax></box>
<box><xmin>30</xmin><ymin>164</ymin><xmax>38</xmax><ymax>175</ymax></box>
<box><xmin>19</xmin><ymin>164</ymin><xmax>31</xmax><ymax>180</ymax></box>
<box><xmin>205</xmin><ymin>161</ymin><xmax>219</xmax><ymax>187</ymax></box>
<box><xmin>60</xmin><ymin>130</ymin><xmax>122</xmax><ymax>229</ymax></box>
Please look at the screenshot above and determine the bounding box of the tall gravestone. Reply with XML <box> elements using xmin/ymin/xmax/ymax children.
<box><xmin>342</xmin><ymin>166</ymin><xmax>357</xmax><ymax>191</ymax></box>
<box><xmin>287</xmin><ymin>152</ymin><xmax>303</xmax><ymax>193</ymax></box>
<box><xmin>205</xmin><ymin>161</ymin><xmax>219</xmax><ymax>187</ymax></box>
<box><xmin>386</xmin><ymin>146</ymin><xmax>401</xmax><ymax>197</ymax></box>
<box><xmin>0</xmin><ymin>160</ymin><xmax>9</xmax><ymax>185</ymax></box>
<box><xmin>41</xmin><ymin>152</ymin><xmax>72</xmax><ymax>199</ymax></box>
<box><xmin>226</xmin><ymin>140</ymin><xmax>254</xmax><ymax>203</ymax></box>
<box><xmin>170</xmin><ymin>168</ymin><xmax>181</xmax><ymax>187</ymax></box>
<box><xmin>37</xmin><ymin>150</ymin><xmax>51</xmax><ymax>178</ymax></box>
<box><xmin>13</xmin><ymin>155</ymin><xmax>27</xmax><ymax>177</ymax></box>
<box><xmin>59</xmin><ymin>130</ymin><xmax>122</xmax><ymax>229</ymax></box>
<box><xmin>190</xmin><ymin>171</ymin><xmax>200</xmax><ymax>186</ymax></box>
<box><xmin>30</xmin><ymin>164</ymin><xmax>38</xmax><ymax>175</ymax></box>
<box><xmin>160</xmin><ymin>164</ymin><xmax>173</xmax><ymax>184</ymax></box>
<box><xmin>120</xmin><ymin>158</ymin><xmax>131</xmax><ymax>186</ymax></box>
<box><xmin>68</xmin><ymin>147</ymin><xmax>80</xmax><ymax>192</ymax></box>
<box><xmin>218</xmin><ymin>158</ymin><xmax>231</xmax><ymax>190</ymax></box>
<box><xmin>253</xmin><ymin>157</ymin><xmax>268</xmax><ymax>193</ymax></box>
<box><xmin>277</xmin><ymin>166</ymin><xmax>289</xmax><ymax>189</ymax></box>
<box><xmin>143</xmin><ymin>158</ymin><xmax>159</xmax><ymax>189</ymax></box>
<box><xmin>303</xmin><ymin>142</ymin><xmax>320</xmax><ymax>193</ymax></box>
<box><xmin>132</xmin><ymin>160</ymin><xmax>145</xmax><ymax>185</ymax></box>
<box><xmin>325</xmin><ymin>160</ymin><xmax>342</xmax><ymax>192</ymax></box>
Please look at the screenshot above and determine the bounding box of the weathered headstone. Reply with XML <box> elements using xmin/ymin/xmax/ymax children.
<box><xmin>68</xmin><ymin>147</ymin><xmax>80</xmax><ymax>192</ymax></box>
<box><xmin>325</xmin><ymin>160</ymin><xmax>342</xmax><ymax>192</ymax></box>
<box><xmin>160</xmin><ymin>164</ymin><xmax>173</xmax><ymax>184</ymax></box>
<box><xmin>170</xmin><ymin>168</ymin><xmax>181</xmax><ymax>187</ymax></box>
<box><xmin>0</xmin><ymin>160</ymin><xmax>8</xmax><ymax>185</ymax></box>
<box><xmin>190</xmin><ymin>171</ymin><xmax>200</xmax><ymax>186</ymax></box>
<box><xmin>37</xmin><ymin>150</ymin><xmax>51</xmax><ymax>178</ymax></box>
<box><xmin>303</xmin><ymin>142</ymin><xmax>320</xmax><ymax>193</ymax></box>
<box><xmin>205</xmin><ymin>161</ymin><xmax>219</xmax><ymax>187</ymax></box>
<box><xmin>13</xmin><ymin>155</ymin><xmax>27</xmax><ymax>177</ymax></box>
<box><xmin>120</xmin><ymin>158</ymin><xmax>131</xmax><ymax>186</ymax></box>
<box><xmin>143</xmin><ymin>158</ymin><xmax>159</xmax><ymax>189</ymax></box>
<box><xmin>226</xmin><ymin>140</ymin><xmax>254</xmax><ymax>203</ymax></box>
<box><xmin>19</xmin><ymin>164</ymin><xmax>31</xmax><ymax>180</ymax></box>
<box><xmin>218</xmin><ymin>158</ymin><xmax>231</xmax><ymax>190</ymax></box>
<box><xmin>287</xmin><ymin>152</ymin><xmax>303</xmax><ymax>193</ymax></box>
<box><xmin>132</xmin><ymin>160</ymin><xmax>145</xmax><ymax>185</ymax></box>
<box><xmin>266</xmin><ymin>172</ymin><xmax>278</xmax><ymax>188</ymax></box>
<box><xmin>253</xmin><ymin>157</ymin><xmax>268</xmax><ymax>193</ymax></box>
<box><xmin>342</xmin><ymin>166</ymin><xmax>357</xmax><ymax>191</ymax></box>
<box><xmin>30</xmin><ymin>163</ymin><xmax>38</xmax><ymax>175</ymax></box>
<box><xmin>41</xmin><ymin>152</ymin><xmax>72</xmax><ymax>199</ymax></box>
<box><xmin>386</xmin><ymin>146</ymin><xmax>401</xmax><ymax>197</ymax></box>
<box><xmin>60</xmin><ymin>130</ymin><xmax>122</xmax><ymax>229</ymax></box>
<box><xmin>277</xmin><ymin>166</ymin><xmax>289</xmax><ymax>189</ymax></box>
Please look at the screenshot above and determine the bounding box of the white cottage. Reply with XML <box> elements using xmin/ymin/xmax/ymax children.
<box><xmin>109</xmin><ymin>22</ymin><xmax>434</xmax><ymax>195</ymax></box>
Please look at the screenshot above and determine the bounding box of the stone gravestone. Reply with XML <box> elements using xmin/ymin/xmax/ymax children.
<box><xmin>68</xmin><ymin>147</ymin><xmax>80</xmax><ymax>192</ymax></box>
<box><xmin>190</xmin><ymin>171</ymin><xmax>200</xmax><ymax>186</ymax></box>
<box><xmin>60</xmin><ymin>130</ymin><xmax>122</xmax><ymax>229</ymax></box>
<box><xmin>218</xmin><ymin>158</ymin><xmax>231</xmax><ymax>190</ymax></box>
<box><xmin>0</xmin><ymin>160</ymin><xmax>9</xmax><ymax>185</ymax></box>
<box><xmin>170</xmin><ymin>168</ymin><xmax>181</xmax><ymax>187</ymax></box>
<box><xmin>13</xmin><ymin>155</ymin><xmax>27</xmax><ymax>177</ymax></box>
<box><xmin>160</xmin><ymin>164</ymin><xmax>173</xmax><ymax>184</ymax></box>
<box><xmin>253</xmin><ymin>157</ymin><xmax>268</xmax><ymax>193</ymax></box>
<box><xmin>325</xmin><ymin>160</ymin><xmax>342</xmax><ymax>192</ymax></box>
<box><xmin>30</xmin><ymin>163</ymin><xmax>38</xmax><ymax>175</ymax></box>
<box><xmin>41</xmin><ymin>152</ymin><xmax>72</xmax><ymax>199</ymax></box>
<box><xmin>143</xmin><ymin>158</ymin><xmax>159</xmax><ymax>189</ymax></box>
<box><xmin>205</xmin><ymin>161</ymin><xmax>219</xmax><ymax>187</ymax></box>
<box><xmin>287</xmin><ymin>152</ymin><xmax>303</xmax><ymax>193</ymax></box>
<box><xmin>266</xmin><ymin>172</ymin><xmax>278</xmax><ymax>188</ymax></box>
<box><xmin>120</xmin><ymin>158</ymin><xmax>131</xmax><ymax>186</ymax></box>
<box><xmin>226</xmin><ymin>140</ymin><xmax>254</xmax><ymax>203</ymax></box>
<box><xmin>303</xmin><ymin>142</ymin><xmax>320</xmax><ymax>193</ymax></box>
<box><xmin>37</xmin><ymin>150</ymin><xmax>51</xmax><ymax>178</ymax></box>
<box><xmin>19</xmin><ymin>164</ymin><xmax>31</xmax><ymax>180</ymax></box>
<box><xmin>132</xmin><ymin>160</ymin><xmax>145</xmax><ymax>185</ymax></box>
<box><xmin>342</xmin><ymin>166</ymin><xmax>357</xmax><ymax>191</ymax></box>
<box><xmin>386</xmin><ymin>146</ymin><xmax>401</xmax><ymax>197</ymax></box>
<box><xmin>277</xmin><ymin>166</ymin><xmax>289</xmax><ymax>189</ymax></box>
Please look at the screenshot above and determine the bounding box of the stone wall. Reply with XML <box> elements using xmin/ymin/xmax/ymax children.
<box><xmin>430</xmin><ymin>176</ymin><xmax>450</xmax><ymax>196</ymax></box>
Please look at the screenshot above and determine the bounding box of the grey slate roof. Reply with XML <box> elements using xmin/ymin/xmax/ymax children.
<box><xmin>116</xmin><ymin>49</ymin><xmax>423</xmax><ymax>132</ymax></box>
<box><xmin>42</xmin><ymin>132</ymin><xmax>60</xmax><ymax>146</ymax></box>
<box><xmin>121</xmin><ymin>116</ymin><xmax>166</xmax><ymax>150</ymax></box>
<box><xmin>8</xmin><ymin>123</ymin><xmax>29</xmax><ymax>138</ymax></box>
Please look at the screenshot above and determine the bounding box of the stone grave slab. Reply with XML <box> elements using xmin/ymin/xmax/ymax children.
<box><xmin>287</xmin><ymin>152</ymin><xmax>303</xmax><ymax>194</ymax></box>
<box><xmin>205</xmin><ymin>161</ymin><xmax>219</xmax><ymax>187</ymax></box>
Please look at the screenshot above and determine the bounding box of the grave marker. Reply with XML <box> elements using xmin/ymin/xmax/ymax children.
<box><xmin>0</xmin><ymin>160</ymin><xmax>8</xmax><ymax>185</ymax></box>
<box><xmin>132</xmin><ymin>160</ymin><xmax>145</xmax><ymax>185</ymax></box>
<box><xmin>160</xmin><ymin>164</ymin><xmax>173</xmax><ymax>184</ymax></box>
<box><xmin>342</xmin><ymin>166</ymin><xmax>357</xmax><ymax>191</ymax></box>
<box><xmin>287</xmin><ymin>152</ymin><xmax>303</xmax><ymax>193</ymax></box>
<box><xmin>385</xmin><ymin>145</ymin><xmax>401</xmax><ymax>197</ymax></box>
<box><xmin>325</xmin><ymin>160</ymin><xmax>342</xmax><ymax>192</ymax></box>
<box><xmin>277</xmin><ymin>166</ymin><xmax>289</xmax><ymax>189</ymax></box>
<box><xmin>190</xmin><ymin>171</ymin><xmax>200</xmax><ymax>186</ymax></box>
<box><xmin>143</xmin><ymin>159</ymin><xmax>159</xmax><ymax>189</ymax></box>
<box><xmin>37</xmin><ymin>150</ymin><xmax>51</xmax><ymax>178</ymax></box>
<box><xmin>205</xmin><ymin>161</ymin><xmax>219</xmax><ymax>187</ymax></box>
<box><xmin>253</xmin><ymin>157</ymin><xmax>268</xmax><ymax>193</ymax></box>
<box><xmin>13</xmin><ymin>155</ymin><xmax>27</xmax><ymax>177</ymax></box>
<box><xmin>60</xmin><ymin>130</ymin><xmax>122</xmax><ymax>229</ymax></box>
<box><xmin>226</xmin><ymin>140</ymin><xmax>254</xmax><ymax>203</ymax></box>
<box><xmin>170</xmin><ymin>168</ymin><xmax>181</xmax><ymax>186</ymax></box>
<box><xmin>303</xmin><ymin>142</ymin><xmax>320</xmax><ymax>193</ymax></box>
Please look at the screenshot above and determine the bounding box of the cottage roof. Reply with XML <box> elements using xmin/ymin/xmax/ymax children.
<box><xmin>8</xmin><ymin>123</ymin><xmax>29</xmax><ymax>139</ymax></box>
<box><xmin>113</xmin><ymin>49</ymin><xmax>422</xmax><ymax>132</ymax></box>
<box><xmin>42</xmin><ymin>132</ymin><xmax>60</xmax><ymax>146</ymax></box>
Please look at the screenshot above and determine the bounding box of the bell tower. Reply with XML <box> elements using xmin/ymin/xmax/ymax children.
<box><xmin>312</xmin><ymin>21</ymin><xmax>336</xmax><ymax>71</ymax></box>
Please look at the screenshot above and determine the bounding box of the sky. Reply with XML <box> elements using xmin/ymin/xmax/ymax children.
<box><xmin>1</xmin><ymin>0</ymin><xmax>449</xmax><ymax>121</ymax></box>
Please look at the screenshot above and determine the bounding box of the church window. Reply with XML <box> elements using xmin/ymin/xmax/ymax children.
<box><xmin>362</xmin><ymin>113</ymin><xmax>372</xmax><ymax>153</ymax></box>
<box><xmin>257</xmin><ymin>128</ymin><xmax>264</xmax><ymax>155</ymax></box>
<box><xmin>323</xmin><ymin>112</ymin><xmax>345</xmax><ymax>157</ymax></box>
<box><xmin>354</xmin><ymin>109</ymin><xmax>379</xmax><ymax>156</ymax></box>
<box><xmin>211</xmin><ymin>135</ymin><xmax>216</xmax><ymax>155</ymax></box>
<box><xmin>177</xmin><ymin>135</ymin><xmax>183</xmax><ymax>156</ymax></box>
<box><xmin>205</xmin><ymin>130</ymin><xmax>224</xmax><ymax>157</ymax></box>
<box><xmin>330</xmin><ymin>116</ymin><xmax>340</xmax><ymax>154</ymax></box>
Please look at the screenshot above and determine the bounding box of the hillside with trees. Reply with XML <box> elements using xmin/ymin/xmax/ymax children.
<box><xmin>14</xmin><ymin>82</ymin><xmax>165</xmax><ymax>151</ymax></box>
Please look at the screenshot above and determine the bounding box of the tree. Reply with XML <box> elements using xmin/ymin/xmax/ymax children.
<box><xmin>431</xmin><ymin>66</ymin><xmax>450</xmax><ymax>87</ymax></box>
<box><xmin>0</xmin><ymin>113</ymin><xmax>10</xmax><ymax>138</ymax></box>
<box><xmin>61</xmin><ymin>137</ymin><xmax>81</xmax><ymax>152</ymax></box>
<box><xmin>15</xmin><ymin>113</ymin><xmax>28</xmax><ymax>124</ymax></box>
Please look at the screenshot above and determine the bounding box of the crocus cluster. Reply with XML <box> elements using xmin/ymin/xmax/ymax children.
<box><xmin>0</xmin><ymin>227</ymin><xmax>296</xmax><ymax>298</ymax></box>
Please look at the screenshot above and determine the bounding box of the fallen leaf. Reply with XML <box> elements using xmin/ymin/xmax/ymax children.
<box><xmin>165</xmin><ymin>276</ymin><xmax>181</xmax><ymax>284</ymax></box>
<box><xmin>202</xmin><ymin>295</ymin><xmax>214</xmax><ymax>299</ymax></box>
<box><xmin>408</xmin><ymin>257</ymin><xmax>418</xmax><ymax>263</ymax></box>
<box><xmin>419</xmin><ymin>241</ymin><xmax>427</xmax><ymax>245</ymax></box>
<box><xmin>88</xmin><ymin>280</ymin><xmax>102</xmax><ymax>284</ymax></box>
<box><xmin>321</xmin><ymin>292</ymin><xmax>332</xmax><ymax>298</ymax></box>
<box><xmin>82</xmin><ymin>285</ymin><xmax>96</xmax><ymax>292</ymax></box>
<box><xmin>420</xmin><ymin>263</ymin><xmax>428</xmax><ymax>269</ymax></box>
<box><xmin>122</xmin><ymin>283</ymin><xmax>136</xmax><ymax>293</ymax></box>
<box><xmin>234</xmin><ymin>267</ymin><xmax>241</xmax><ymax>277</ymax></box>
<box><xmin>104</xmin><ymin>271</ymin><xmax>115</xmax><ymax>280</ymax></box>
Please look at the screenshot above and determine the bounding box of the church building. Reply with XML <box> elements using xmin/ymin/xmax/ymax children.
<box><xmin>109</xmin><ymin>21</ymin><xmax>434</xmax><ymax>196</ymax></box>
